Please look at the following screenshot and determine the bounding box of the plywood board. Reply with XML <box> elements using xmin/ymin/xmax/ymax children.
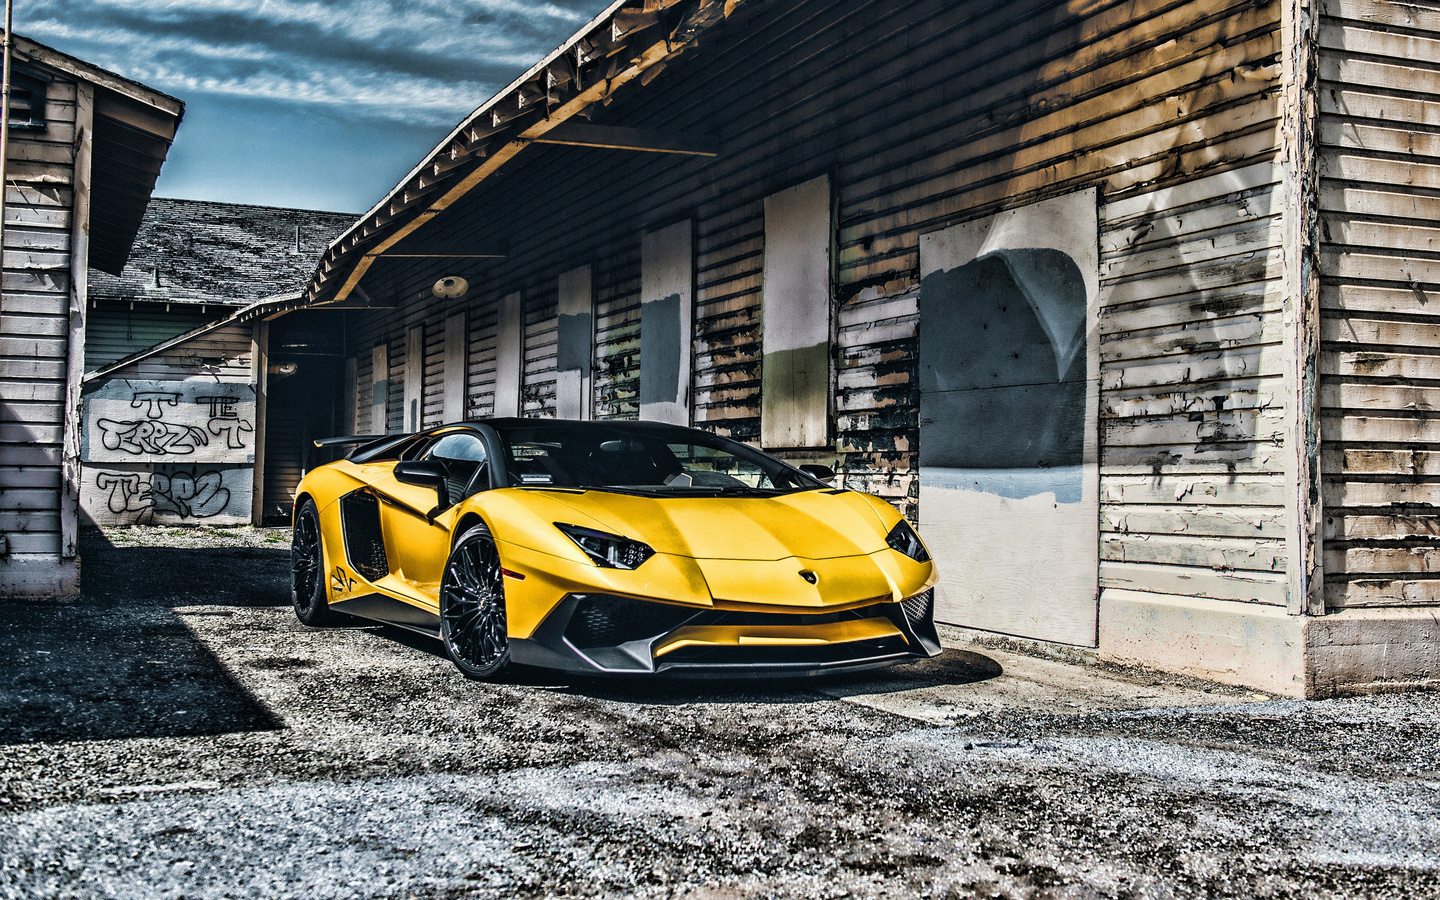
<box><xmin>81</xmin><ymin>379</ymin><xmax>257</xmax><ymax>465</ymax></box>
<box><xmin>443</xmin><ymin>312</ymin><xmax>467</xmax><ymax>425</ymax></box>
<box><xmin>918</xmin><ymin>188</ymin><xmax>1100</xmax><ymax>647</ymax></box>
<box><xmin>370</xmin><ymin>344</ymin><xmax>388</xmax><ymax>435</ymax></box>
<box><xmin>555</xmin><ymin>264</ymin><xmax>593</xmax><ymax>420</ymax></box>
<box><xmin>493</xmin><ymin>291</ymin><xmax>523</xmax><ymax>418</ymax></box>
<box><xmin>761</xmin><ymin>175</ymin><xmax>831</xmax><ymax>448</ymax></box>
<box><xmin>639</xmin><ymin>219</ymin><xmax>693</xmax><ymax>425</ymax></box>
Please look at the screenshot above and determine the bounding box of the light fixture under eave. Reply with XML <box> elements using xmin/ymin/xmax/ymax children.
<box><xmin>433</xmin><ymin>276</ymin><xmax>469</xmax><ymax>299</ymax></box>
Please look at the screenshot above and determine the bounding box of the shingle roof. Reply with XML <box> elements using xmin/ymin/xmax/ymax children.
<box><xmin>88</xmin><ymin>198</ymin><xmax>356</xmax><ymax>306</ymax></box>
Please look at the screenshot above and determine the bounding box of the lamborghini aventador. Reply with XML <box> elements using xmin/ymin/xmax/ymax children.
<box><xmin>290</xmin><ymin>418</ymin><xmax>940</xmax><ymax>679</ymax></box>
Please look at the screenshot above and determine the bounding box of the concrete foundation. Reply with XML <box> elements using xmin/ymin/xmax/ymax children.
<box><xmin>1098</xmin><ymin>589</ymin><xmax>1308</xmax><ymax>697</ymax></box>
<box><xmin>1306</xmin><ymin>608</ymin><xmax>1440</xmax><ymax>696</ymax></box>
<box><xmin>0</xmin><ymin>555</ymin><xmax>80</xmax><ymax>599</ymax></box>
<box><xmin>1098</xmin><ymin>589</ymin><xmax>1440</xmax><ymax>698</ymax></box>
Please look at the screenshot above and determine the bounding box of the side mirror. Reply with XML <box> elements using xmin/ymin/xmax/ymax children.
<box><xmin>798</xmin><ymin>464</ymin><xmax>836</xmax><ymax>484</ymax></box>
<box><xmin>394</xmin><ymin>460</ymin><xmax>450</xmax><ymax>511</ymax></box>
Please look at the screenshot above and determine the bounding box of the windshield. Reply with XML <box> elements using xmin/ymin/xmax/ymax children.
<box><xmin>491</xmin><ymin>421</ymin><xmax>822</xmax><ymax>496</ymax></box>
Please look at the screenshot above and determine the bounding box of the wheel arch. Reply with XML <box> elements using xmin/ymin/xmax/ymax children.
<box><xmin>293</xmin><ymin>491</ymin><xmax>316</xmax><ymax>526</ymax></box>
<box><xmin>453</xmin><ymin>511</ymin><xmax>488</xmax><ymax>548</ymax></box>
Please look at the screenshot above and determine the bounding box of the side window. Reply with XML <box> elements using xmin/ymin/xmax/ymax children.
<box><xmin>423</xmin><ymin>432</ymin><xmax>489</xmax><ymax>499</ymax></box>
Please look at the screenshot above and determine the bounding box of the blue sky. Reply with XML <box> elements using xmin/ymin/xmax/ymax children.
<box><xmin>31</xmin><ymin>0</ymin><xmax>606</xmax><ymax>213</ymax></box>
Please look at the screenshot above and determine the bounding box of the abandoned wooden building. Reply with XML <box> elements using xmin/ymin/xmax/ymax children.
<box><xmin>79</xmin><ymin>199</ymin><xmax>353</xmax><ymax>528</ymax></box>
<box><xmin>266</xmin><ymin>0</ymin><xmax>1440</xmax><ymax>697</ymax></box>
<box><xmin>0</xmin><ymin>36</ymin><xmax>182</xmax><ymax>597</ymax></box>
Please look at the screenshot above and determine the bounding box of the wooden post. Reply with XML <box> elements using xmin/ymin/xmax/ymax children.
<box><xmin>61</xmin><ymin>82</ymin><xmax>94</xmax><ymax>561</ymax></box>
<box><xmin>250</xmin><ymin>319</ymin><xmax>269</xmax><ymax>526</ymax></box>
<box><xmin>1281</xmin><ymin>0</ymin><xmax>1324</xmax><ymax>617</ymax></box>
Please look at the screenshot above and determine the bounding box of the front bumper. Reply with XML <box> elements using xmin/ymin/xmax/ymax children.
<box><xmin>509</xmin><ymin>589</ymin><xmax>941</xmax><ymax>678</ymax></box>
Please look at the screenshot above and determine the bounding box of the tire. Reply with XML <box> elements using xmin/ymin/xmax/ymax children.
<box><xmin>291</xmin><ymin>499</ymin><xmax>342</xmax><ymax>626</ymax></box>
<box><xmin>439</xmin><ymin>522</ymin><xmax>511</xmax><ymax>680</ymax></box>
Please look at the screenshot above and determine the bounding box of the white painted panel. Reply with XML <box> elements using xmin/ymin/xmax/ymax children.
<box><xmin>762</xmin><ymin>175</ymin><xmax>831</xmax><ymax>448</ymax></box>
<box><xmin>443</xmin><ymin>312</ymin><xmax>467</xmax><ymax>424</ymax></box>
<box><xmin>640</xmin><ymin>219</ymin><xmax>693</xmax><ymax>425</ymax></box>
<box><xmin>404</xmin><ymin>326</ymin><xmax>424</xmax><ymax>432</ymax></box>
<box><xmin>556</xmin><ymin>264</ymin><xmax>593</xmax><ymax>420</ymax></box>
<box><xmin>918</xmin><ymin>188</ymin><xmax>1100</xmax><ymax>647</ymax></box>
<box><xmin>370</xmin><ymin>344</ymin><xmax>388</xmax><ymax>434</ymax></box>
<box><xmin>493</xmin><ymin>291</ymin><xmax>523</xmax><ymax>418</ymax></box>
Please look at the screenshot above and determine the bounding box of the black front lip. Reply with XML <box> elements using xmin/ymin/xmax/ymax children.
<box><xmin>508</xmin><ymin>591</ymin><xmax>940</xmax><ymax>678</ymax></box>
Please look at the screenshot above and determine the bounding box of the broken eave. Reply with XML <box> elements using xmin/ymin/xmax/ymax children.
<box><xmin>301</xmin><ymin>0</ymin><xmax>741</xmax><ymax>311</ymax></box>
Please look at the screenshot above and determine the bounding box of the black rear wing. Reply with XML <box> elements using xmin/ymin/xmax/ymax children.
<box><xmin>313</xmin><ymin>434</ymin><xmax>388</xmax><ymax>448</ymax></box>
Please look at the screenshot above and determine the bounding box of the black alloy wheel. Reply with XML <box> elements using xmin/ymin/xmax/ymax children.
<box><xmin>291</xmin><ymin>499</ymin><xmax>341</xmax><ymax>626</ymax></box>
<box><xmin>440</xmin><ymin>522</ymin><xmax>511</xmax><ymax>680</ymax></box>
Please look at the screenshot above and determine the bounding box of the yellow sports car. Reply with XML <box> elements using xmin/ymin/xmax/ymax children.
<box><xmin>291</xmin><ymin>418</ymin><xmax>939</xmax><ymax>679</ymax></box>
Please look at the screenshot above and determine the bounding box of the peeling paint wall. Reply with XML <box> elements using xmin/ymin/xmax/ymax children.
<box><xmin>1316</xmin><ymin>0</ymin><xmax>1440</xmax><ymax>610</ymax></box>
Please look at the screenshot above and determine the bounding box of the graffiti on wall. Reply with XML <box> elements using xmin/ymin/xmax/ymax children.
<box><xmin>83</xmin><ymin>380</ymin><xmax>256</xmax><ymax>464</ymax></box>
<box><xmin>84</xmin><ymin>464</ymin><xmax>252</xmax><ymax>526</ymax></box>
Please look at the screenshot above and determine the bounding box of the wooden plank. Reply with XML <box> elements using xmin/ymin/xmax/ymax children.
<box><xmin>531</xmin><ymin>122</ymin><xmax>719</xmax><ymax>156</ymax></box>
<box><xmin>1323</xmin><ymin>481</ymin><xmax>1440</xmax><ymax>507</ymax></box>
<box><xmin>1099</xmin><ymin>559</ymin><xmax>1289</xmax><ymax>604</ymax></box>
<box><xmin>1326</xmin><ymin>579</ymin><xmax>1440</xmax><ymax>608</ymax></box>
<box><xmin>1104</xmin><ymin>504</ymin><xmax>1289</xmax><ymax>539</ymax></box>
<box><xmin>1102</xmin><ymin>533</ymin><xmax>1287</xmax><ymax>572</ymax></box>
<box><xmin>1103</xmin><ymin>473</ymin><xmax>1288</xmax><ymax>506</ymax></box>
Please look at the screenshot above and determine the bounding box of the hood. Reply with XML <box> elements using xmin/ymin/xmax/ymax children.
<box><xmin>538</xmin><ymin>488</ymin><xmax>892</xmax><ymax>561</ymax></box>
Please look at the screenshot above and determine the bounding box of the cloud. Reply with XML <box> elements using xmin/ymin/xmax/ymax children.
<box><xmin>21</xmin><ymin>0</ymin><xmax>602</xmax><ymax>125</ymax></box>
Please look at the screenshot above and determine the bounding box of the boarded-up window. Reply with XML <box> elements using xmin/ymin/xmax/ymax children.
<box><xmin>493</xmin><ymin>291</ymin><xmax>523</xmax><ymax>417</ymax></box>
<box><xmin>370</xmin><ymin>344</ymin><xmax>389</xmax><ymax>435</ymax></box>
<box><xmin>555</xmin><ymin>265</ymin><xmax>593</xmax><ymax>420</ymax></box>
<box><xmin>639</xmin><ymin>220</ymin><xmax>693</xmax><ymax>425</ymax></box>
<box><xmin>917</xmin><ymin>189</ymin><xmax>1099</xmax><ymax>646</ymax></box>
<box><xmin>761</xmin><ymin>175</ymin><xmax>831</xmax><ymax>448</ymax></box>
<box><xmin>405</xmin><ymin>326</ymin><xmax>424</xmax><ymax>432</ymax></box>
<box><xmin>443</xmin><ymin>312</ymin><xmax>467</xmax><ymax>424</ymax></box>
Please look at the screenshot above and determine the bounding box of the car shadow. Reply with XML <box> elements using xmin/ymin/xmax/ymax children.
<box><xmin>553</xmin><ymin>649</ymin><xmax>1005</xmax><ymax>706</ymax></box>
<box><xmin>365</xmin><ymin>621</ymin><xmax>1005</xmax><ymax>703</ymax></box>
<box><xmin>0</xmin><ymin>529</ymin><xmax>288</xmax><ymax>745</ymax></box>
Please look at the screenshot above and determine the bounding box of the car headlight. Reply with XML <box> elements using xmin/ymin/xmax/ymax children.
<box><xmin>886</xmin><ymin>520</ymin><xmax>930</xmax><ymax>563</ymax></box>
<box><xmin>555</xmin><ymin>523</ymin><xmax>655</xmax><ymax>569</ymax></box>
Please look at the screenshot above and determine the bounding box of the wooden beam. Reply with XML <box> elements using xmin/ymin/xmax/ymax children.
<box><xmin>531</xmin><ymin>121</ymin><xmax>718</xmax><ymax>156</ymax></box>
<box><xmin>381</xmin><ymin>241</ymin><xmax>507</xmax><ymax>259</ymax></box>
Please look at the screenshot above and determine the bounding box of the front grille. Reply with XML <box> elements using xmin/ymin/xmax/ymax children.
<box><xmin>902</xmin><ymin>589</ymin><xmax>934</xmax><ymax>626</ymax></box>
<box><xmin>692</xmin><ymin>601</ymin><xmax>891</xmax><ymax>629</ymax></box>
<box><xmin>564</xmin><ymin>594</ymin><xmax>697</xmax><ymax>649</ymax></box>
<box><xmin>340</xmin><ymin>489</ymin><xmax>388</xmax><ymax>582</ymax></box>
<box><xmin>660</xmin><ymin>636</ymin><xmax>912</xmax><ymax>667</ymax></box>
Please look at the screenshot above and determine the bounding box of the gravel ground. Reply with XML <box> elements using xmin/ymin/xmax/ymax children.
<box><xmin>1</xmin><ymin>526</ymin><xmax>1438</xmax><ymax>899</ymax></box>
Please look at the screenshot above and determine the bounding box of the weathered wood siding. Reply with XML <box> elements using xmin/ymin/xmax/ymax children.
<box><xmin>1317</xmin><ymin>0</ymin><xmax>1440</xmax><ymax>609</ymax></box>
<box><xmin>84</xmin><ymin>305</ymin><xmax>216</xmax><ymax>372</ymax></box>
<box><xmin>0</xmin><ymin>74</ymin><xmax>79</xmax><ymax>566</ymax></box>
<box><xmin>336</xmin><ymin>0</ymin><xmax>1289</xmax><ymax>637</ymax></box>
<box><xmin>92</xmin><ymin>320</ymin><xmax>254</xmax><ymax>383</ymax></box>
<box><xmin>1099</xmin><ymin>162</ymin><xmax>1290</xmax><ymax>607</ymax></box>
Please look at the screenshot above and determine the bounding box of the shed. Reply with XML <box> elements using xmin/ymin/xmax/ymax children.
<box><xmin>0</xmin><ymin>35</ymin><xmax>182</xmax><ymax>597</ymax></box>
<box><xmin>78</xmin><ymin>200</ymin><xmax>353</xmax><ymax>528</ymax></box>
<box><xmin>279</xmin><ymin>0</ymin><xmax>1439</xmax><ymax>697</ymax></box>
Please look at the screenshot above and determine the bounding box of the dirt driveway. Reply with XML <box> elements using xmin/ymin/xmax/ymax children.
<box><xmin>2</xmin><ymin>526</ymin><xmax>1438</xmax><ymax>899</ymax></box>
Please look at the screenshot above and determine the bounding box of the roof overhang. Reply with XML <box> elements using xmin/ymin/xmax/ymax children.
<box><xmin>296</xmin><ymin>0</ymin><xmax>743</xmax><ymax>312</ymax></box>
<box><xmin>13</xmin><ymin>34</ymin><xmax>184</xmax><ymax>275</ymax></box>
